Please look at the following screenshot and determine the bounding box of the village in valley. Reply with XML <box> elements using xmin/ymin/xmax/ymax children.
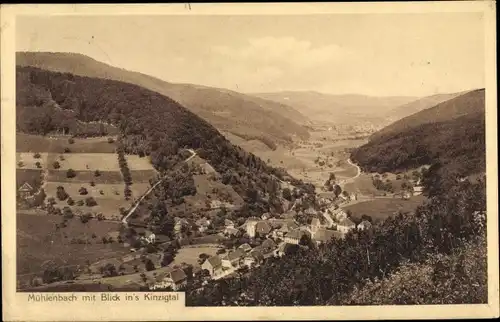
<box><xmin>16</xmin><ymin>133</ymin><xmax>426</xmax><ymax>293</ymax></box>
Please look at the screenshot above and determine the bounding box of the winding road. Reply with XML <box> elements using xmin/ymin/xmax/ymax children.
<box><xmin>121</xmin><ymin>149</ymin><xmax>197</xmax><ymax>225</ymax></box>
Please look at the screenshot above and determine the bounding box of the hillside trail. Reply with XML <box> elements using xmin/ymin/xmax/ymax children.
<box><xmin>121</xmin><ymin>149</ymin><xmax>197</xmax><ymax>225</ymax></box>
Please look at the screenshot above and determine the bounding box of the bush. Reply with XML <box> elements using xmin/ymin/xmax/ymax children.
<box><xmin>17</xmin><ymin>161</ymin><xmax>24</xmax><ymax>168</ymax></box>
<box><xmin>56</xmin><ymin>186</ymin><xmax>69</xmax><ymax>201</ymax></box>
<box><xmin>97</xmin><ymin>213</ymin><xmax>105</xmax><ymax>221</ymax></box>
<box><xmin>64</xmin><ymin>147</ymin><xmax>71</xmax><ymax>153</ymax></box>
<box><xmin>53</xmin><ymin>161</ymin><xmax>61</xmax><ymax>169</ymax></box>
<box><xmin>99</xmin><ymin>190</ymin><xmax>104</xmax><ymax>195</ymax></box>
<box><xmin>107</xmin><ymin>137</ymin><xmax>115</xmax><ymax>144</ymax></box>
<box><xmin>59</xmin><ymin>155</ymin><xmax>65</xmax><ymax>161</ymax></box>
<box><xmin>33</xmin><ymin>152</ymin><xmax>41</xmax><ymax>159</ymax></box>
<box><xmin>94</xmin><ymin>170</ymin><xmax>101</xmax><ymax>177</ymax></box>
<box><xmin>80</xmin><ymin>213</ymin><xmax>92</xmax><ymax>223</ymax></box>
<box><xmin>76</xmin><ymin>200</ymin><xmax>84</xmax><ymax>206</ymax></box>
<box><xmin>68</xmin><ymin>138</ymin><xmax>75</xmax><ymax>144</ymax></box>
<box><xmin>85</xmin><ymin>197</ymin><xmax>98</xmax><ymax>207</ymax></box>
<box><xmin>145</xmin><ymin>259</ymin><xmax>155</xmax><ymax>271</ymax></box>
<box><xmin>66</xmin><ymin>168</ymin><xmax>76</xmax><ymax>178</ymax></box>
<box><xmin>35</xmin><ymin>161</ymin><xmax>42</xmax><ymax>168</ymax></box>
<box><xmin>67</xmin><ymin>197</ymin><xmax>75</xmax><ymax>206</ymax></box>
<box><xmin>79</xmin><ymin>187</ymin><xmax>88</xmax><ymax>195</ymax></box>
<box><xmin>62</xmin><ymin>206</ymin><xmax>74</xmax><ymax>219</ymax></box>
<box><xmin>90</xmin><ymin>181</ymin><xmax>95</xmax><ymax>187</ymax></box>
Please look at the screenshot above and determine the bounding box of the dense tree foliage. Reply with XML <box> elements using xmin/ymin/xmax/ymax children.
<box><xmin>351</xmin><ymin>112</ymin><xmax>485</xmax><ymax>177</ymax></box>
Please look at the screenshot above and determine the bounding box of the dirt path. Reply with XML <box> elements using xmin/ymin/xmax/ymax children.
<box><xmin>121</xmin><ymin>149</ymin><xmax>197</xmax><ymax>225</ymax></box>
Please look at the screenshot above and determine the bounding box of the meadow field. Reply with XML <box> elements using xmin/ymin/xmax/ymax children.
<box><xmin>343</xmin><ymin>195</ymin><xmax>427</xmax><ymax>222</ymax></box>
<box><xmin>16</xmin><ymin>134</ymin><xmax>157</xmax><ymax>219</ymax></box>
<box><xmin>17</xmin><ymin>212</ymin><xmax>127</xmax><ymax>276</ymax></box>
<box><xmin>17</xmin><ymin>133</ymin><xmax>118</xmax><ymax>153</ymax></box>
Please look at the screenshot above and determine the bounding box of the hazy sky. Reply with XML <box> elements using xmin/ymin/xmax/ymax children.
<box><xmin>16</xmin><ymin>13</ymin><xmax>485</xmax><ymax>96</ymax></box>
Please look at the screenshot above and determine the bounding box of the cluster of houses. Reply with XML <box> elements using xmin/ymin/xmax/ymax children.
<box><xmin>199</xmin><ymin>207</ymin><xmax>373</xmax><ymax>279</ymax></box>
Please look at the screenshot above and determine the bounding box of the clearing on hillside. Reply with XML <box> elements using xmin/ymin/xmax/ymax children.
<box><xmin>48</xmin><ymin>153</ymin><xmax>120</xmax><ymax>171</ymax></box>
<box><xmin>17</xmin><ymin>133</ymin><xmax>117</xmax><ymax>153</ymax></box>
<box><xmin>16</xmin><ymin>152</ymin><xmax>49</xmax><ymax>169</ymax></box>
<box><xmin>47</xmin><ymin>170</ymin><xmax>125</xmax><ymax>184</ymax></box>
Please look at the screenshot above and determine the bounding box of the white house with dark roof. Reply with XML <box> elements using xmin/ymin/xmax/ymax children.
<box><xmin>201</xmin><ymin>256</ymin><xmax>223</xmax><ymax>277</ymax></box>
<box><xmin>18</xmin><ymin>182</ymin><xmax>34</xmax><ymax>199</ymax></box>
<box><xmin>164</xmin><ymin>268</ymin><xmax>188</xmax><ymax>291</ymax></box>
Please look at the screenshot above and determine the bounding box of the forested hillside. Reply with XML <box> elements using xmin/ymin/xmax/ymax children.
<box><xmin>371</xmin><ymin>89</ymin><xmax>484</xmax><ymax>140</ymax></box>
<box><xmin>351</xmin><ymin>89</ymin><xmax>485</xmax><ymax>190</ymax></box>
<box><xmin>16</xmin><ymin>66</ymin><xmax>309</xmax><ymax>211</ymax></box>
<box><xmin>384</xmin><ymin>91</ymin><xmax>464</xmax><ymax>122</ymax></box>
<box><xmin>17</xmin><ymin>52</ymin><xmax>310</xmax><ymax>149</ymax></box>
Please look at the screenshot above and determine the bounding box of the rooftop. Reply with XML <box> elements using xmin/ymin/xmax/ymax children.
<box><xmin>169</xmin><ymin>268</ymin><xmax>187</xmax><ymax>283</ymax></box>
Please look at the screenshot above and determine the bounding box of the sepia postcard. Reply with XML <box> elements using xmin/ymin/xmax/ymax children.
<box><xmin>1</xmin><ymin>2</ymin><xmax>499</xmax><ymax>321</ymax></box>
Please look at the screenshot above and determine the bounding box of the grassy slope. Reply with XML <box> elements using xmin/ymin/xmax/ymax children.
<box><xmin>16</xmin><ymin>51</ymin><xmax>309</xmax><ymax>146</ymax></box>
<box><xmin>17</xmin><ymin>212</ymin><xmax>126</xmax><ymax>275</ymax></box>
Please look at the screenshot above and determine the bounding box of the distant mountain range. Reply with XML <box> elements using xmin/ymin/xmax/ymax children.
<box><xmin>17</xmin><ymin>52</ymin><xmax>310</xmax><ymax>149</ymax></box>
<box><xmin>253</xmin><ymin>90</ymin><xmax>418</xmax><ymax>125</ymax></box>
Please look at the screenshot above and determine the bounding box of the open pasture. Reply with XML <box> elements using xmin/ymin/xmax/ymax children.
<box><xmin>16</xmin><ymin>152</ymin><xmax>49</xmax><ymax>169</ymax></box>
<box><xmin>343</xmin><ymin>174</ymin><xmax>385</xmax><ymax>197</ymax></box>
<box><xmin>343</xmin><ymin>195</ymin><xmax>427</xmax><ymax>222</ymax></box>
<box><xmin>47</xmin><ymin>170</ymin><xmax>125</xmax><ymax>184</ymax></box>
<box><xmin>17</xmin><ymin>212</ymin><xmax>126</xmax><ymax>275</ymax></box>
<box><xmin>50</xmin><ymin>153</ymin><xmax>120</xmax><ymax>171</ymax></box>
<box><xmin>171</xmin><ymin>247</ymin><xmax>219</xmax><ymax>268</ymax></box>
<box><xmin>17</xmin><ymin>133</ymin><xmax>117</xmax><ymax>153</ymax></box>
<box><xmin>126</xmin><ymin>155</ymin><xmax>155</xmax><ymax>171</ymax></box>
<box><xmin>45</xmin><ymin>182</ymin><xmax>151</xmax><ymax>201</ymax></box>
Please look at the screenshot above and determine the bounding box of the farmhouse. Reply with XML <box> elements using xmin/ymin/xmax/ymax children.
<box><xmin>283</xmin><ymin>229</ymin><xmax>307</xmax><ymax>245</ymax></box>
<box><xmin>221</xmin><ymin>249</ymin><xmax>245</xmax><ymax>269</ymax></box>
<box><xmin>18</xmin><ymin>182</ymin><xmax>34</xmax><ymax>199</ymax></box>
<box><xmin>273</xmin><ymin>221</ymin><xmax>299</xmax><ymax>238</ymax></box>
<box><xmin>312</xmin><ymin>229</ymin><xmax>341</xmax><ymax>245</ymax></box>
<box><xmin>337</xmin><ymin>218</ymin><xmax>356</xmax><ymax>233</ymax></box>
<box><xmin>332</xmin><ymin>208</ymin><xmax>348</xmax><ymax>221</ymax></box>
<box><xmin>165</xmin><ymin>269</ymin><xmax>188</xmax><ymax>291</ymax></box>
<box><xmin>201</xmin><ymin>256</ymin><xmax>223</xmax><ymax>277</ymax></box>
<box><xmin>247</xmin><ymin>220</ymin><xmax>272</xmax><ymax>238</ymax></box>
